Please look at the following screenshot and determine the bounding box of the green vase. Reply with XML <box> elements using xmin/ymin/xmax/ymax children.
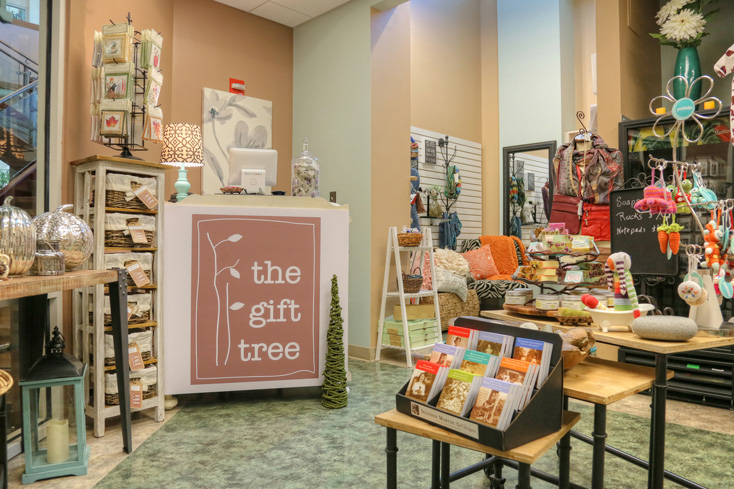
<box><xmin>673</xmin><ymin>46</ymin><xmax>701</xmax><ymax>101</ymax></box>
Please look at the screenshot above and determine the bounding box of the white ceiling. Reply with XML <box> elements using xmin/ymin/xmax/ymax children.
<box><xmin>214</xmin><ymin>0</ymin><xmax>353</xmax><ymax>28</ymax></box>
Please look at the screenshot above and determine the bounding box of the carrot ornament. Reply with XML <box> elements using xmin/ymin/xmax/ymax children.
<box><xmin>668</xmin><ymin>220</ymin><xmax>683</xmax><ymax>254</ymax></box>
<box><xmin>657</xmin><ymin>224</ymin><xmax>669</xmax><ymax>253</ymax></box>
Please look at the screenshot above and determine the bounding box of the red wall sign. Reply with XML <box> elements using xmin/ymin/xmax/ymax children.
<box><xmin>191</xmin><ymin>215</ymin><xmax>321</xmax><ymax>384</ymax></box>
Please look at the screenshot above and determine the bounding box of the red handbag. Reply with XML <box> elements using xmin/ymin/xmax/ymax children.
<box><xmin>549</xmin><ymin>194</ymin><xmax>582</xmax><ymax>234</ymax></box>
<box><xmin>581</xmin><ymin>203</ymin><xmax>610</xmax><ymax>240</ymax></box>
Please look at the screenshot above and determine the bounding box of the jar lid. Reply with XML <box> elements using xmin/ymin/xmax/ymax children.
<box><xmin>537</xmin><ymin>294</ymin><xmax>558</xmax><ymax>300</ymax></box>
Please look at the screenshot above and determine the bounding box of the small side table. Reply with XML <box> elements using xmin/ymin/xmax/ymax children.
<box><xmin>0</xmin><ymin>270</ymin><xmax>133</xmax><ymax>457</ymax></box>
<box><xmin>375</xmin><ymin>409</ymin><xmax>580</xmax><ymax>489</ymax></box>
<box><xmin>563</xmin><ymin>357</ymin><xmax>672</xmax><ymax>489</ymax></box>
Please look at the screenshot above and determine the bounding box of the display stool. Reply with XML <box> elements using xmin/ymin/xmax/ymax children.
<box><xmin>562</xmin><ymin>357</ymin><xmax>671</xmax><ymax>489</ymax></box>
<box><xmin>374</xmin><ymin>409</ymin><xmax>580</xmax><ymax>489</ymax></box>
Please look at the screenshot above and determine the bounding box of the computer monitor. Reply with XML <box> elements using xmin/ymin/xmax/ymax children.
<box><xmin>228</xmin><ymin>148</ymin><xmax>278</xmax><ymax>188</ymax></box>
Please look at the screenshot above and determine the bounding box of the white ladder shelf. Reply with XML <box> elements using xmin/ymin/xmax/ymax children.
<box><xmin>376</xmin><ymin>227</ymin><xmax>442</xmax><ymax>367</ymax></box>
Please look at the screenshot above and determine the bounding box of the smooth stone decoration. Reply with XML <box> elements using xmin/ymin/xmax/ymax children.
<box><xmin>631</xmin><ymin>315</ymin><xmax>697</xmax><ymax>341</ymax></box>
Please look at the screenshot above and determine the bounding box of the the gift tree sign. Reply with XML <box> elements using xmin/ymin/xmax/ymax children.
<box><xmin>191</xmin><ymin>215</ymin><xmax>321</xmax><ymax>384</ymax></box>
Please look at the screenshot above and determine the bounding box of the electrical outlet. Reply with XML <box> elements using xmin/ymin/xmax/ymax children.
<box><xmin>330</xmin><ymin>191</ymin><xmax>337</xmax><ymax>203</ymax></box>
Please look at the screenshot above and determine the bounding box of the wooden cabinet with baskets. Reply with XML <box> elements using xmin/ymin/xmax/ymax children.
<box><xmin>71</xmin><ymin>155</ymin><xmax>166</xmax><ymax>437</ymax></box>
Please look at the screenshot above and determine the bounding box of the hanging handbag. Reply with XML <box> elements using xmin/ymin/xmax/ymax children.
<box><xmin>581</xmin><ymin>203</ymin><xmax>610</xmax><ymax>240</ymax></box>
<box><xmin>415</xmin><ymin>193</ymin><xmax>426</xmax><ymax>214</ymax></box>
<box><xmin>549</xmin><ymin>194</ymin><xmax>582</xmax><ymax>234</ymax></box>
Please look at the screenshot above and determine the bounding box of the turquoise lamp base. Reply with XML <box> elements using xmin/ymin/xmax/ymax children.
<box><xmin>174</xmin><ymin>167</ymin><xmax>191</xmax><ymax>202</ymax></box>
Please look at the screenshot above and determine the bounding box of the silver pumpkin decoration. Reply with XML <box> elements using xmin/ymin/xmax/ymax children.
<box><xmin>0</xmin><ymin>196</ymin><xmax>36</xmax><ymax>276</ymax></box>
<box><xmin>33</xmin><ymin>204</ymin><xmax>93</xmax><ymax>271</ymax></box>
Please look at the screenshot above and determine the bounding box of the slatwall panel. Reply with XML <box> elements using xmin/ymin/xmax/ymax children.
<box><xmin>412</xmin><ymin>127</ymin><xmax>482</xmax><ymax>249</ymax></box>
<box><xmin>511</xmin><ymin>153</ymin><xmax>551</xmax><ymax>247</ymax></box>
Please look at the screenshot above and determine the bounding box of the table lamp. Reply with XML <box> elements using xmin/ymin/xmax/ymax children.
<box><xmin>160</xmin><ymin>123</ymin><xmax>204</xmax><ymax>202</ymax></box>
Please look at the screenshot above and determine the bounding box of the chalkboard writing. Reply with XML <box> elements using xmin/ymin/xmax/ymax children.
<box><xmin>424</xmin><ymin>140</ymin><xmax>436</xmax><ymax>164</ymax></box>
<box><xmin>610</xmin><ymin>188</ymin><xmax>678</xmax><ymax>276</ymax></box>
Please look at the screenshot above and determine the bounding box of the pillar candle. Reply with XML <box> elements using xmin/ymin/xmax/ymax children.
<box><xmin>46</xmin><ymin>419</ymin><xmax>70</xmax><ymax>464</ymax></box>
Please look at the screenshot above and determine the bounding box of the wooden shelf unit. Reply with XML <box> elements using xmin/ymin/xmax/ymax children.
<box><xmin>72</xmin><ymin>155</ymin><xmax>166</xmax><ymax>437</ymax></box>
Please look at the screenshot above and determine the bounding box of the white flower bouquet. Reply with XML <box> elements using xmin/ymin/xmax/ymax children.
<box><xmin>650</xmin><ymin>0</ymin><xmax>718</xmax><ymax>49</ymax></box>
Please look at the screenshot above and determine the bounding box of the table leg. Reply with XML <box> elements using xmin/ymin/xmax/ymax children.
<box><xmin>431</xmin><ymin>440</ymin><xmax>440</xmax><ymax>489</ymax></box>
<box><xmin>385</xmin><ymin>427</ymin><xmax>398</xmax><ymax>489</ymax></box>
<box><xmin>648</xmin><ymin>353</ymin><xmax>668</xmax><ymax>489</ymax></box>
<box><xmin>18</xmin><ymin>294</ymin><xmax>48</xmax><ymax>380</ymax></box>
<box><xmin>557</xmin><ymin>396</ymin><xmax>571</xmax><ymax>489</ymax></box>
<box><xmin>517</xmin><ymin>463</ymin><xmax>532</xmax><ymax>489</ymax></box>
<box><xmin>591</xmin><ymin>404</ymin><xmax>607</xmax><ymax>489</ymax></box>
<box><xmin>108</xmin><ymin>270</ymin><xmax>132</xmax><ymax>454</ymax></box>
<box><xmin>441</xmin><ymin>442</ymin><xmax>450</xmax><ymax>489</ymax></box>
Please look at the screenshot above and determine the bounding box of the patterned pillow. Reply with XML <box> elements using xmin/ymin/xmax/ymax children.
<box><xmin>462</xmin><ymin>244</ymin><xmax>499</xmax><ymax>280</ymax></box>
<box><xmin>434</xmin><ymin>248</ymin><xmax>471</xmax><ymax>276</ymax></box>
<box><xmin>435</xmin><ymin>268</ymin><xmax>468</xmax><ymax>302</ymax></box>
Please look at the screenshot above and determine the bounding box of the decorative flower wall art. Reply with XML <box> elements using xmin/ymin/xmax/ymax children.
<box><xmin>201</xmin><ymin>88</ymin><xmax>272</xmax><ymax>194</ymax></box>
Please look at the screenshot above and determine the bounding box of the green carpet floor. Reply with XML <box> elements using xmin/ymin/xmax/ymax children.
<box><xmin>94</xmin><ymin>360</ymin><xmax>732</xmax><ymax>489</ymax></box>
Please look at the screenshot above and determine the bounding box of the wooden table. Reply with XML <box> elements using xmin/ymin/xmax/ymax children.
<box><xmin>563</xmin><ymin>357</ymin><xmax>672</xmax><ymax>489</ymax></box>
<box><xmin>0</xmin><ymin>270</ymin><xmax>133</xmax><ymax>458</ymax></box>
<box><xmin>374</xmin><ymin>409</ymin><xmax>580</xmax><ymax>489</ymax></box>
<box><xmin>480</xmin><ymin>310</ymin><xmax>734</xmax><ymax>489</ymax></box>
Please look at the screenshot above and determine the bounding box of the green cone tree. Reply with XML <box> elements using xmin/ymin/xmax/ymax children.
<box><xmin>321</xmin><ymin>274</ymin><xmax>348</xmax><ymax>408</ymax></box>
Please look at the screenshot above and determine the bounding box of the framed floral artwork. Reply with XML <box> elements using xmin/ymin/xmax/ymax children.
<box><xmin>201</xmin><ymin>88</ymin><xmax>272</xmax><ymax>194</ymax></box>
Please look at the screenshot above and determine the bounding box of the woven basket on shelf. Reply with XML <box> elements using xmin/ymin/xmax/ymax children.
<box><xmin>105</xmin><ymin>230</ymin><xmax>155</xmax><ymax>248</ymax></box>
<box><xmin>105</xmin><ymin>386</ymin><xmax>157</xmax><ymax>406</ymax></box>
<box><xmin>120</xmin><ymin>269</ymin><xmax>153</xmax><ymax>287</ymax></box>
<box><xmin>423</xmin><ymin>289</ymin><xmax>480</xmax><ymax>331</ymax></box>
<box><xmin>397</xmin><ymin>233</ymin><xmax>422</xmax><ymax>247</ymax></box>
<box><xmin>90</xmin><ymin>310</ymin><xmax>151</xmax><ymax>326</ymax></box>
<box><xmin>104</xmin><ymin>351</ymin><xmax>152</xmax><ymax>366</ymax></box>
<box><xmin>0</xmin><ymin>369</ymin><xmax>13</xmax><ymax>396</ymax></box>
<box><xmin>400</xmin><ymin>272</ymin><xmax>423</xmax><ymax>294</ymax></box>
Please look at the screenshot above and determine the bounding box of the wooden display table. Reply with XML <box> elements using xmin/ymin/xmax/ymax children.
<box><xmin>479</xmin><ymin>311</ymin><xmax>734</xmax><ymax>489</ymax></box>
<box><xmin>0</xmin><ymin>270</ymin><xmax>133</xmax><ymax>464</ymax></box>
<box><xmin>375</xmin><ymin>409</ymin><xmax>579</xmax><ymax>489</ymax></box>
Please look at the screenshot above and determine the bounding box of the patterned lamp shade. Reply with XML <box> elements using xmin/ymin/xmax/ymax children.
<box><xmin>159</xmin><ymin>123</ymin><xmax>204</xmax><ymax>167</ymax></box>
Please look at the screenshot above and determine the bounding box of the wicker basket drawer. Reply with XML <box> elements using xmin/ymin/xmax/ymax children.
<box><xmin>103</xmin><ymin>330</ymin><xmax>153</xmax><ymax>365</ymax></box>
<box><xmin>105</xmin><ymin>365</ymin><xmax>157</xmax><ymax>406</ymax></box>
<box><xmin>104</xmin><ymin>173</ymin><xmax>158</xmax><ymax>210</ymax></box>
<box><xmin>103</xmin><ymin>213</ymin><xmax>156</xmax><ymax>248</ymax></box>
<box><xmin>105</xmin><ymin>252</ymin><xmax>154</xmax><ymax>286</ymax></box>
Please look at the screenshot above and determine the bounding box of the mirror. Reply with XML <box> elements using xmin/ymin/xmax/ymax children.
<box><xmin>502</xmin><ymin>141</ymin><xmax>557</xmax><ymax>246</ymax></box>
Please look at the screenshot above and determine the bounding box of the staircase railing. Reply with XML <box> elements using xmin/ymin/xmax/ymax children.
<box><xmin>0</xmin><ymin>79</ymin><xmax>36</xmax><ymax>105</ymax></box>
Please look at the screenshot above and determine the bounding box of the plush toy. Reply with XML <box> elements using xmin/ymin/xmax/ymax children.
<box><xmin>704</xmin><ymin>219</ymin><xmax>724</xmax><ymax>272</ymax></box>
<box><xmin>604</xmin><ymin>252</ymin><xmax>640</xmax><ymax>318</ymax></box>
<box><xmin>674</xmin><ymin>179</ymin><xmax>693</xmax><ymax>214</ymax></box>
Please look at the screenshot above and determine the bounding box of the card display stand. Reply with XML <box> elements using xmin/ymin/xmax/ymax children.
<box><xmin>395</xmin><ymin>317</ymin><xmax>564</xmax><ymax>451</ymax></box>
<box><xmin>71</xmin><ymin>155</ymin><xmax>167</xmax><ymax>437</ymax></box>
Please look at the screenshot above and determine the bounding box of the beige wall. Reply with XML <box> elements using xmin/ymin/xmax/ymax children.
<box><xmin>573</xmin><ymin>0</ymin><xmax>597</xmax><ymax>121</ymax></box>
<box><xmin>63</xmin><ymin>0</ymin><xmax>293</xmax><ymax>202</ymax></box>
<box><xmin>370</xmin><ymin>3</ymin><xmax>411</xmax><ymax>352</ymax></box>
<box><xmin>63</xmin><ymin>0</ymin><xmax>174</xmax><ymax>204</ymax></box>
<box><xmin>480</xmin><ymin>0</ymin><xmax>500</xmax><ymax>236</ymax></box>
<box><xmin>169</xmin><ymin>0</ymin><xmax>293</xmax><ymax>197</ymax></box>
<box><xmin>596</xmin><ymin>0</ymin><xmax>660</xmax><ymax>146</ymax></box>
<box><xmin>410</xmin><ymin>0</ymin><xmax>481</xmax><ymax>143</ymax></box>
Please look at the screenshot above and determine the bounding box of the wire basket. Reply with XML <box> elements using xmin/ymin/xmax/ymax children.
<box><xmin>0</xmin><ymin>369</ymin><xmax>13</xmax><ymax>396</ymax></box>
<box><xmin>397</xmin><ymin>233</ymin><xmax>423</xmax><ymax>247</ymax></box>
<box><xmin>400</xmin><ymin>272</ymin><xmax>423</xmax><ymax>293</ymax></box>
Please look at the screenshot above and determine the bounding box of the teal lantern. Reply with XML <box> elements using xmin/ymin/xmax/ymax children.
<box><xmin>21</xmin><ymin>327</ymin><xmax>89</xmax><ymax>484</ymax></box>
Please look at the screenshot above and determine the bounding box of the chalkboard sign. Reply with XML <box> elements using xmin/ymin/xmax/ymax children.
<box><xmin>424</xmin><ymin>140</ymin><xmax>436</xmax><ymax>164</ymax></box>
<box><xmin>610</xmin><ymin>188</ymin><xmax>678</xmax><ymax>276</ymax></box>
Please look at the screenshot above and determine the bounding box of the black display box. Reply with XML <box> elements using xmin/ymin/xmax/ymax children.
<box><xmin>395</xmin><ymin>317</ymin><xmax>564</xmax><ymax>451</ymax></box>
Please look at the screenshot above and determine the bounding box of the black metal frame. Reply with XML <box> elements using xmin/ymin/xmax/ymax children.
<box><xmin>502</xmin><ymin>141</ymin><xmax>557</xmax><ymax>237</ymax></box>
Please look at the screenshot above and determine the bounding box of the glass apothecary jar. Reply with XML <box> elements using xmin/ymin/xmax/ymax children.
<box><xmin>291</xmin><ymin>138</ymin><xmax>320</xmax><ymax>197</ymax></box>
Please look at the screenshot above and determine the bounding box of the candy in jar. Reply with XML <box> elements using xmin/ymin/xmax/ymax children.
<box><xmin>291</xmin><ymin>137</ymin><xmax>320</xmax><ymax>197</ymax></box>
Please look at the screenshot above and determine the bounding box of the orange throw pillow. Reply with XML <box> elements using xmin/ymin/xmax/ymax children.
<box><xmin>463</xmin><ymin>244</ymin><xmax>499</xmax><ymax>280</ymax></box>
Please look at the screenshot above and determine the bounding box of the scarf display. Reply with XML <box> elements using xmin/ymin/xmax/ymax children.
<box><xmin>553</xmin><ymin>134</ymin><xmax>624</xmax><ymax>204</ymax></box>
<box><xmin>714</xmin><ymin>42</ymin><xmax>734</xmax><ymax>146</ymax></box>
